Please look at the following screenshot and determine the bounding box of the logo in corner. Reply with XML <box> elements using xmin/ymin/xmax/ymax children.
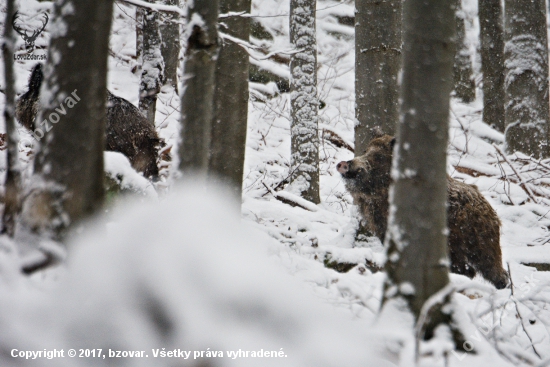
<box><xmin>12</xmin><ymin>11</ymin><xmax>48</xmax><ymax>52</ymax></box>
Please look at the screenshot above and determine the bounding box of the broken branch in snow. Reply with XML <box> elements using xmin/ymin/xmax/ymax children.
<box><xmin>260</xmin><ymin>164</ymin><xmax>301</xmax><ymax>197</ymax></box>
<box><xmin>262</xmin><ymin>182</ymin><xmax>318</xmax><ymax>211</ymax></box>
<box><xmin>321</xmin><ymin>128</ymin><xmax>354</xmax><ymax>153</ymax></box>
<box><xmin>493</xmin><ymin>144</ymin><xmax>539</xmax><ymax>204</ymax></box>
<box><xmin>219</xmin><ymin>11</ymin><xmax>252</xmax><ymax>18</ymax></box>
<box><xmin>453</xmin><ymin>165</ymin><xmax>490</xmax><ymax>178</ymax></box>
<box><xmin>219</xmin><ymin>31</ymin><xmax>301</xmax><ymax>62</ymax></box>
<box><xmin>521</xmin><ymin>262</ymin><xmax>550</xmax><ymax>271</ymax></box>
<box><xmin>116</xmin><ymin>0</ymin><xmax>185</xmax><ymax>16</ymax></box>
<box><xmin>21</xmin><ymin>250</ymin><xmax>58</xmax><ymax>275</ymax></box>
<box><xmin>109</xmin><ymin>49</ymin><xmax>136</xmax><ymax>66</ymax></box>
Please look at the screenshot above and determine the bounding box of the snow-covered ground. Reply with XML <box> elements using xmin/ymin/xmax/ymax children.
<box><xmin>2</xmin><ymin>0</ymin><xmax>550</xmax><ymax>366</ymax></box>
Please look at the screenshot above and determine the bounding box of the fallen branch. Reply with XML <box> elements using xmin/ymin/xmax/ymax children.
<box><xmin>260</xmin><ymin>164</ymin><xmax>300</xmax><ymax>197</ymax></box>
<box><xmin>262</xmin><ymin>182</ymin><xmax>318</xmax><ymax>211</ymax></box>
<box><xmin>219</xmin><ymin>11</ymin><xmax>252</xmax><ymax>18</ymax></box>
<box><xmin>453</xmin><ymin>165</ymin><xmax>489</xmax><ymax>178</ymax></box>
<box><xmin>109</xmin><ymin>49</ymin><xmax>136</xmax><ymax>66</ymax></box>
<box><xmin>521</xmin><ymin>262</ymin><xmax>550</xmax><ymax>271</ymax></box>
<box><xmin>321</xmin><ymin>128</ymin><xmax>354</xmax><ymax>153</ymax></box>
<box><xmin>116</xmin><ymin>0</ymin><xmax>185</xmax><ymax>16</ymax></box>
<box><xmin>220</xmin><ymin>31</ymin><xmax>301</xmax><ymax>62</ymax></box>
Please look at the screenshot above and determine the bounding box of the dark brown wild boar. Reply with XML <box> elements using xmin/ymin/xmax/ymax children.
<box><xmin>337</xmin><ymin>133</ymin><xmax>509</xmax><ymax>289</ymax></box>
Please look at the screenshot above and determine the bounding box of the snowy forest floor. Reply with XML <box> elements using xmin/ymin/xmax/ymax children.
<box><xmin>2</xmin><ymin>0</ymin><xmax>550</xmax><ymax>366</ymax></box>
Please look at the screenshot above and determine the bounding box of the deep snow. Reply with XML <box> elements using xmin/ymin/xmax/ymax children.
<box><xmin>1</xmin><ymin>0</ymin><xmax>550</xmax><ymax>366</ymax></box>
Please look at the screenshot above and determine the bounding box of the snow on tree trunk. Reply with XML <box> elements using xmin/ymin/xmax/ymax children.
<box><xmin>354</xmin><ymin>0</ymin><xmax>401</xmax><ymax>155</ymax></box>
<box><xmin>383</xmin><ymin>0</ymin><xmax>454</xmax><ymax>339</ymax></box>
<box><xmin>136</xmin><ymin>7</ymin><xmax>144</xmax><ymax>72</ymax></box>
<box><xmin>288</xmin><ymin>0</ymin><xmax>320</xmax><ymax>204</ymax></box>
<box><xmin>22</xmin><ymin>0</ymin><xmax>113</xmax><ymax>238</ymax></box>
<box><xmin>479</xmin><ymin>0</ymin><xmax>505</xmax><ymax>132</ymax></box>
<box><xmin>1</xmin><ymin>0</ymin><xmax>22</xmax><ymax>237</ymax></box>
<box><xmin>139</xmin><ymin>0</ymin><xmax>165</xmax><ymax>126</ymax></box>
<box><xmin>504</xmin><ymin>0</ymin><xmax>550</xmax><ymax>158</ymax></box>
<box><xmin>159</xmin><ymin>0</ymin><xmax>180</xmax><ymax>91</ymax></box>
<box><xmin>452</xmin><ymin>0</ymin><xmax>475</xmax><ymax>103</ymax></box>
<box><xmin>209</xmin><ymin>0</ymin><xmax>251</xmax><ymax>203</ymax></box>
<box><xmin>179</xmin><ymin>0</ymin><xmax>219</xmax><ymax>174</ymax></box>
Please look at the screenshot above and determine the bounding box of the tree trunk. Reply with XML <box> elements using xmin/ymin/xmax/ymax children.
<box><xmin>354</xmin><ymin>0</ymin><xmax>401</xmax><ymax>155</ymax></box>
<box><xmin>159</xmin><ymin>0</ymin><xmax>180</xmax><ymax>92</ymax></box>
<box><xmin>1</xmin><ymin>0</ymin><xmax>22</xmax><ymax>237</ymax></box>
<box><xmin>209</xmin><ymin>0</ymin><xmax>251</xmax><ymax>202</ymax></box>
<box><xmin>23</xmin><ymin>0</ymin><xmax>113</xmax><ymax>238</ymax></box>
<box><xmin>178</xmin><ymin>0</ymin><xmax>219</xmax><ymax>174</ymax></box>
<box><xmin>383</xmin><ymin>0</ymin><xmax>454</xmax><ymax>340</ymax></box>
<box><xmin>139</xmin><ymin>0</ymin><xmax>165</xmax><ymax>126</ymax></box>
<box><xmin>504</xmin><ymin>0</ymin><xmax>550</xmax><ymax>158</ymax></box>
<box><xmin>479</xmin><ymin>0</ymin><xmax>505</xmax><ymax>131</ymax></box>
<box><xmin>136</xmin><ymin>6</ymin><xmax>144</xmax><ymax>72</ymax></box>
<box><xmin>452</xmin><ymin>0</ymin><xmax>475</xmax><ymax>103</ymax></box>
<box><xmin>288</xmin><ymin>0</ymin><xmax>320</xmax><ymax>204</ymax></box>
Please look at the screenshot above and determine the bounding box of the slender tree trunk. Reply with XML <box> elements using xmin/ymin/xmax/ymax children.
<box><xmin>354</xmin><ymin>0</ymin><xmax>401</xmax><ymax>155</ymax></box>
<box><xmin>288</xmin><ymin>0</ymin><xmax>320</xmax><ymax>204</ymax></box>
<box><xmin>179</xmin><ymin>0</ymin><xmax>219</xmax><ymax>174</ymax></box>
<box><xmin>504</xmin><ymin>0</ymin><xmax>550</xmax><ymax>158</ymax></box>
<box><xmin>136</xmin><ymin>7</ymin><xmax>144</xmax><ymax>71</ymax></box>
<box><xmin>383</xmin><ymin>0</ymin><xmax>454</xmax><ymax>340</ymax></box>
<box><xmin>453</xmin><ymin>0</ymin><xmax>475</xmax><ymax>103</ymax></box>
<box><xmin>479</xmin><ymin>0</ymin><xmax>505</xmax><ymax>131</ymax></box>
<box><xmin>22</xmin><ymin>0</ymin><xmax>113</xmax><ymax>238</ymax></box>
<box><xmin>209</xmin><ymin>0</ymin><xmax>251</xmax><ymax>202</ymax></box>
<box><xmin>139</xmin><ymin>0</ymin><xmax>165</xmax><ymax>126</ymax></box>
<box><xmin>159</xmin><ymin>0</ymin><xmax>180</xmax><ymax>92</ymax></box>
<box><xmin>1</xmin><ymin>0</ymin><xmax>22</xmax><ymax>237</ymax></box>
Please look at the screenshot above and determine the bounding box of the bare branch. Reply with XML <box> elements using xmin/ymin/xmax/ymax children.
<box><xmin>493</xmin><ymin>144</ymin><xmax>539</xmax><ymax>204</ymax></box>
<box><xmin>116</xmin><ymin>0</ymin><xmax>185</xmax><ymax>16</ymax></box>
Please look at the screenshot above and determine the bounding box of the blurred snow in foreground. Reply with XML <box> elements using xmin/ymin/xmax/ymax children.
<box><xmin>0</xmin><ymin>182</ymin><xmax>398</xmax><ymax>367</ymax></box>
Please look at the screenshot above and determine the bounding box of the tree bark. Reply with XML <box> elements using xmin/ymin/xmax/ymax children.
<box><xmin>354</xmin><ymin>0</ymin><xmax>401</xmax><ymax>155</ymax></box>
<box><xmin>23</xmin><ymin>0</ymin><xmax>113</xmax><ymax>238</ymax></box>
<box><xmin>1</xmin><ymin>0</ymin><xmax>22</xmax><ymax>237</ymax></box>
<box><xmin>139</xmin><ymin>0</ymin><xmax>165</xmax><ymax>126</ymax></box>
<box><xmin>452</xmin><ymin>0</ymin><xmax>475</xmax><ymax>103</ymax></box>
<box><xmin>504</xmin><ymin>0</ymin><xmax>550</xmax><ymax>158</ymax></box>
<box><xmin>159</xmin><ymin>0</ymin><xmax>180</xmax><ymax>91</ymax></box>
<box><xmin>209</xmin><ymin>0</ymin><xmax>251</xmax><ymax>202</ymax></box>
<box><xmin>383</xmin><ymin>0</ymin><xmax>454</xmax><ymax>340</ymax></box>
<box><xmin>136</xmin><ymin>7</ymin><xmax>144</xmax><ymax>71</ymax></box>
<box><xmin>288</xmin><ymin>0</ymin><xmax>320</xmax><ymax>204</ymax></box>
<box><xmin>479</xmin><ymin>0</ymin><xmax>505</xmax><ymax>131</ymax></box>
<box><xmin>179</xmin><ymin>0</ymin><xmax>219</xmax><ymax>174</ymax></box>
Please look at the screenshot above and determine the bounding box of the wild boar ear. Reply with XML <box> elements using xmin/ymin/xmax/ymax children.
<box><xmin>390</xmin><ymin>137</ymin><xmax>396</xmax><ymax>149</ymax></box>
<box><xmin>371</xmin><ymin>126</ymin><xmax>385</xmax><ymax>139</ymax></box>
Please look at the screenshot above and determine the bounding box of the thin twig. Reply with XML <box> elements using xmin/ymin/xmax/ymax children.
<box><xmin>260</xmin><ymin>165</ymin><xmax>299</xmax><ymax>197</ymax></box>
<box><xmin>494</xmin><ymin>158</ymin><xmax>516</xmax><ymax>205</ymax></box>
<box><xmin>508</xmin><ymin>264</ymin><xmax>542</xmax><ymax>360</ymax></box>
<box><xmin>493</xmin><ymin>144</ymin><xmax>539</xmax><ymax>204</ymax></box>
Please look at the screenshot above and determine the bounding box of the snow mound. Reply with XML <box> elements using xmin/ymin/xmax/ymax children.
<box><xmin>104</xmin><ymin>151</ymin><xmax>158</xmax><ymax>198</ymax></box>
<box><xmin>0</xmin><ymin>182</ymin><xmax>392</xmax><ymax>367</ymax></box>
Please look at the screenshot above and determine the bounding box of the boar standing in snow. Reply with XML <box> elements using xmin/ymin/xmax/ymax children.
<box><xmin>337</xmin><ymin>133</ymin><xmax>509</xmax><ymax>289</ymax></box>
<box><xmin>16</xmin><ymin>63</ymin><xmax>165</xmax><ymax>180</ymax></box>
